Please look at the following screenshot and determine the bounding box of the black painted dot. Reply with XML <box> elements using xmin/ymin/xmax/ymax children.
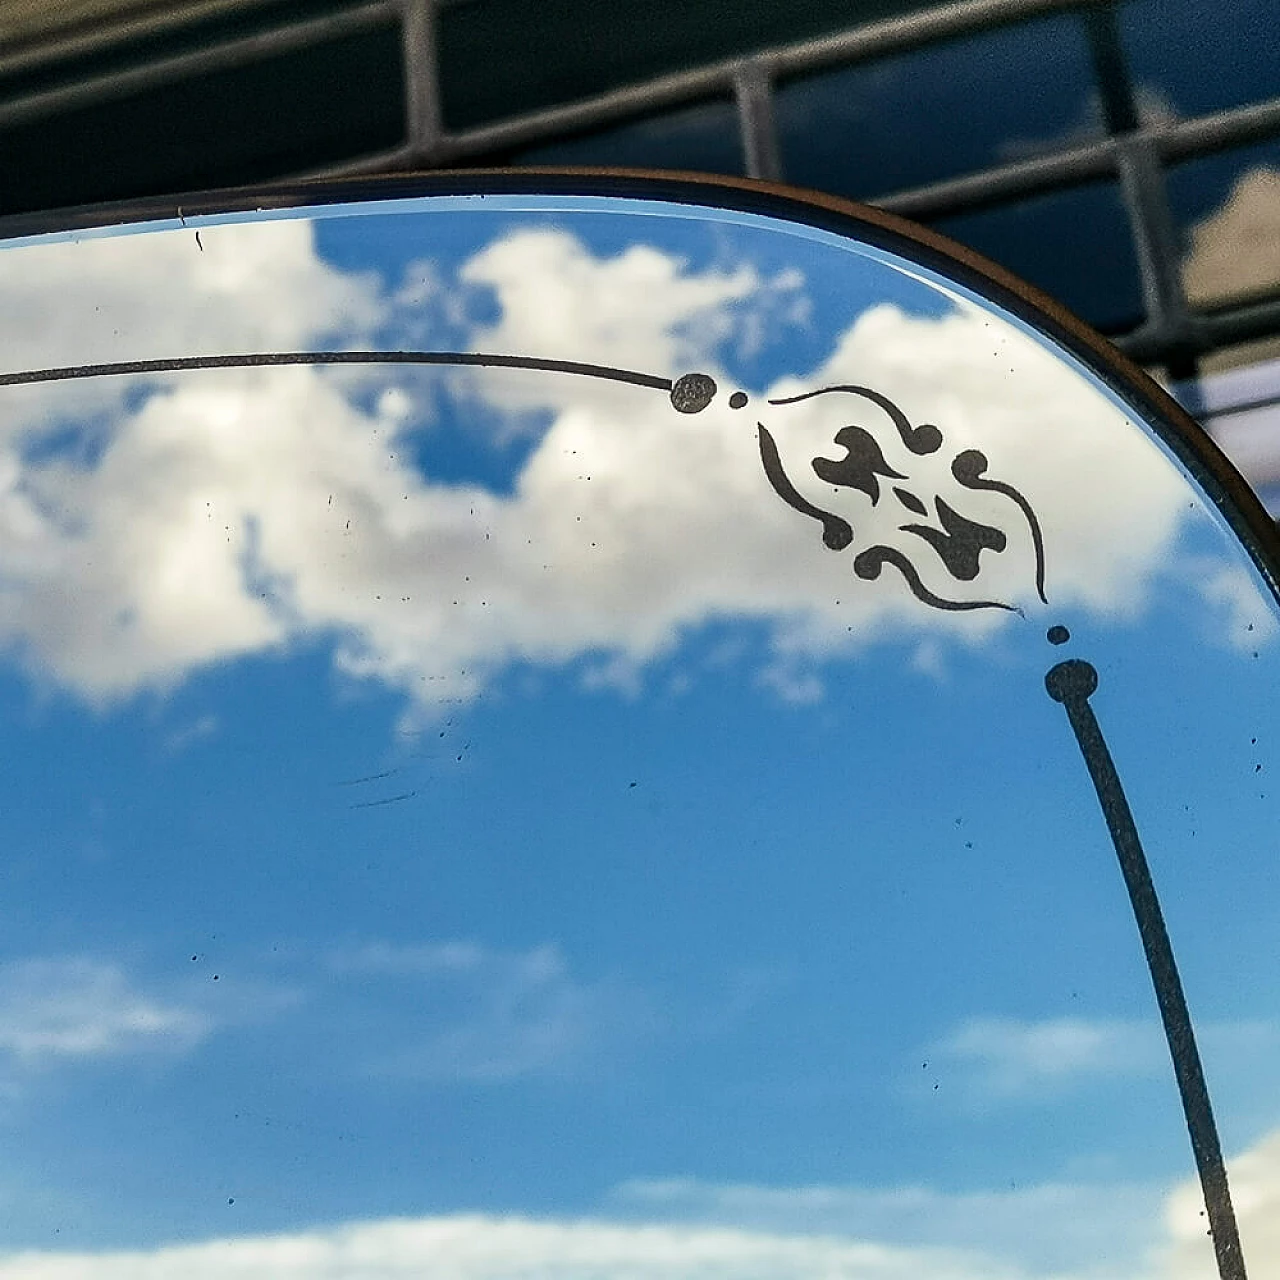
<box><xmin>914</xmin><ymin>423</ymin><xmax>944</xmax><ymax>454</ymax></box>
<box><xmin>1045</xmin><ymin>658</ymin><xmax>1097</xmax><ymax>703</ymax></box>
<box><xmin>670</xmin><ymin>372</ymin><xmax>717</xmax><ymax>414</ymax></box>
<box><xmin>728</xmin><ymin>391</ymin><xmax>749</xmax><ymax>410</ymax></box>
<box><xmin>1047</xmin><ymin>625</ymin><xmax>1070</xmax><ymax>646</ymax></box>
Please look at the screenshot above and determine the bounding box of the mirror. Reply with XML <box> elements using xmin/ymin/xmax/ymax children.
<box><xmin>0</xmin><ymin>176</ymin><xmax>1276</xmax><ymax>1279</ymax></box>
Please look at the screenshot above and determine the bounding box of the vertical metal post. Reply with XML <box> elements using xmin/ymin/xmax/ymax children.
<box><xmin>401</xmin><ymin>0</ymin><xmax>444</xmax><ymax>166</ymax></box>
<box><xmin>734</xmin><ymin>60</ymin><xmax>783</xmax><ymax>181</ymax></box>
<box><xmin>1081</xmin><ymin>2</ymin><xmax>1140</xmax><ymax>134</ymax></box>
<box><xmin>1081</xmin><ymin>3</ymin><xmax>1199</xmax><ymax>378</ymax></box>
<box><xmin>1116</xmin><ymin>137</ymin><xmax>1200</xmax><ymax>379</ymax></box>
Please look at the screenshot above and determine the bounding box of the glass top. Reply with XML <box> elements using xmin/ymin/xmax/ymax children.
<box><xmin>0</xmin><ymin>178</ymin><xmax>1276</xmax><ymax>1280</ymax></box>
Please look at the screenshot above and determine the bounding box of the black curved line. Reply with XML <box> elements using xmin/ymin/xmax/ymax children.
<box><xmin>1046</xmin><ymin>659</ymin><xmax>1248</xmax><ymax>1280</ymax></box>
<box><xmin>952</xmin><ymin>450</ymin><xmax>1048</xmax><ymax>604</ymax></box>
<box><xmin>757</xmin><ymin>423</ymin><xmax>854</xmax><ymax>551</ymax></box>
<box><xmin>337</xmin><ymin>769</ymin><xmax>398</xmax><ymax>787</ymax></box>
<box><xmin>0</xmin><ymin>350</ymin><xmax>674</xmax><ymax>393</ymax></box>
<box><xmin>853</xmin><ymin>544</ymin><xmax>1021</xmax><ymax>614</ymax></box>
<box><xmin>349</xmin><ymin>790</ymin><xmax>418</xmax><ymax>809</ymax></box>
<box><xmin>767</xmin><ymin>384</ymin><xmax>943</xmax><ymax>455</ymax></box>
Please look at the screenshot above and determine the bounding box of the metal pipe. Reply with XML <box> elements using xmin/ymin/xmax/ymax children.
<box><xmin>878</xmin><ymin>137</ymin><xmax>1118</xmax><ymax>218</ymax></box>
<box><xmin>1159</xmin><ymin>98</ymin><xmax>1280</xmax><ymax>161</ymax></box>
<box><xmin>0</xmin><ymin>1</ymin><xmax>397</xmax><ymax>129</ymax></box>
<box><xmin>734</xmin><ymin>60</ymin><xmax>782</xmax><ymax>181</ymax></box>
<box><xmin>1116</xmin><ymin>136</ymin><xmax>1198</xmax><ymax>375</ymax></box>
<box><xmin>433</xmin><ymin>0</ymin><xmax>1084</xmax><ymax>158</ymax></box>
<box><xmin>0</xmin><ymin>0</ymin><xmax>263</xmax><ymax>75</ymax></box>
<box><xmin>401</xmin><ymin>0</ymin><xmax>443</xmax><ymax>164</ymax></box>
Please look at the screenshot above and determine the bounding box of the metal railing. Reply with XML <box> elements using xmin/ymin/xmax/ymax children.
<box><xmin>2</xmin><ymin>0</ymin><xmax>1278</xmax><ymax>379</ymax></box>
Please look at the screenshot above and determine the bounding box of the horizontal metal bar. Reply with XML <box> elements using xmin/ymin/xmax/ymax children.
<box><xmin>431</xmin><ymin>61</ymin><xmax>739</xmax><ymax>158</ymax></box>
<box><xmin>870</xmin><ymin>92</ymin><xmax>1280</xmax><ymax>219</ymax></box>
<box><xmin>435</xmin><ymin>0</ymin><xmax>1083</xmax><ymax>158</ymax></box>
<box><xmin>0</xmin><ymin>1</ymin><xmax>397</xmax><ymax>129</ymax></box>
<box><xmin>1115</xmin><ymin>297</ymin><xmax>1280</xmax><ymax>367</ymax></box>
<box><xmin>759</xmin><ymin>0</ymin><xmax>1082</xmax><ymax>80</ymax></box>
<box><xmin>296</xmin><ymin>142</ymin><xmax>416</xmax><ymax>178</ymax></box>
<box><xmin>1158</xmin><ymin>97</ymin><xmax>1280</xmax><ymax>162</ymax></box>
<box><xmin>0</xmin><ymin>0</ymin><xmax>262</xmax><ymax>75</ymax></box>
<box><xmin>877</xmin><ymin>136</ymin><xmax>1118</xmax><ymax>218</ymax></box>
<box><xmin>1199</xmin><ymin>390</ymin><xmax>1280</xmax><ymax>423</ymax></box>
<box><xmin>1202</xmin><ymin>297</ymin><xmax>1280</xmax><ymax>350</ymax></box>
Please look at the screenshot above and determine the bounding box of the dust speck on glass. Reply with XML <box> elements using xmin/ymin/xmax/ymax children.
<box><xmin>0</xmin><ymin>181</ymin><xmax>1276</xmax><ymax>1280</ymax></box>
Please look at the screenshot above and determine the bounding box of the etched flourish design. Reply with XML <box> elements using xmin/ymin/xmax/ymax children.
<box><xmin>757</xmin><ymin>385</ymin><xmax>1047</xmax><ymax>615</ymax></box>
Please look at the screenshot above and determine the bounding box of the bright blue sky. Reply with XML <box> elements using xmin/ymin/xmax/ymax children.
<box><xmin>0</xmin><ymin>196</ymin><xmax>1277</xmax><ymax>1278</ymax></box>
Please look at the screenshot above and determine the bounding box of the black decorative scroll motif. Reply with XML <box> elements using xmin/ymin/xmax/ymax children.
<box><xmin>953</xmin><ymin>449</ymin><xmax>1048</xmax><ymax>604</ymax></box>
<box><xmin>760</xmin><ymin>385</ymin><xmax>1045</xmax><ymax>615</ymax></box>
<box><xmin>771</xmin><ymin>384</ymin><xmax>944</xmax><ymax>455</ymax></box>
<box><xmin>852</xmin><ymin>545</ymin><xmax>1017</xmax><ymax>614</ymax></box>
<box><xmin>2</xmin><ymin>352</ymin><xmax>1044</xmax><ymax>617</ymax></box>
<box><xmin>758</xmin><ymin>424</ymin><xmax>853</xmax><ymax>551</ymax></box>
<box><xmin>811</xmin><ymin>425</ymin><xmax>906</xmax><ymax>504</ymax></box>
<box><xmin>901</xmin><ymin>498</ymin><xmax>1006</xmax><ymax>582</ymax></box>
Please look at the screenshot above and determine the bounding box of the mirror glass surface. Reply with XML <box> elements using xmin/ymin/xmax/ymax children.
<box><xmin>0</xmin><ymin>185</ymin><xmax>1277</xmax><ymax>1280</ymax></box>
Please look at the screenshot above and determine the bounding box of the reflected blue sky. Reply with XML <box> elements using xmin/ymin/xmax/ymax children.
<box><xmin>0</xmin><ymin>195</ymin><xmax>1276</xmax><ymax>1279</ymax></box>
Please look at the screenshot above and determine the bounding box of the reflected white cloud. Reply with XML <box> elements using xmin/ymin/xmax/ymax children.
<box><xmin>323</xmin><ymin>940</ymin><xmax>651</xmax><ymax>1083</ymax></box>
<box><xmin>0</xmin><ymin>1217</ymin><xmax>1022</xmax><ymax>1280</ymax></box>
<box><xmin>1165</xmin><ymin>1128</ymin><xmax>1280</xmax><ymax>1280</ymax></box>
<box><xmin>611</xmin><ymin>1174</ymin><xmax>1165</xmax><ymax>1277</ymax></box>
<box><xmin>924</xmin><ymin>1015</ymin><xmax>1280</xmax><ymax>1106</ymax></box>
<box><xmin>9</xmin><ymin>1123</ymin><xmax>1280</xmax><ymax>1279</ymax></box>
<box><xmin>0</xmin><ymin>208</ymin><xmax>1261</xmax><ymax>713</ymax></box>
<box><xmin>1185</xmin><ymin>557</ymin><xmax>1280</xmax><ymax>652</ymax></box>
<box><xmin>929</xmin><ymin>1015</ymin><xmax>1164</xmax><ymax>1099</ymax></box>
<box><xmin>0</xmin><ymin>958</ymin><xmax>210</xmax><ymax>1069</ymax></box>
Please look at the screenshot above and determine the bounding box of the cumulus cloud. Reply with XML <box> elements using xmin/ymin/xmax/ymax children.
<box><xmin>929</xmin><ymin>1015</ymin><xmax>1164</xmax><ymax>1099</ymax></box>
<box><xmin>1182</xmin><ymin>167</ymin><xmax>1280</xmax><ymax>311</ymax></box>
<box><xmin>323</xmin><ymin>940</ymin><xmax>652</xmax><ymax>1083</ymax></box>
<box><xmin>460</xmin><ymin>227</ymin><xmax>762</xmax><ymax>397</ymax></box>
<box><xmin>1165</xmin><ymin>1127</ymin><xmax>1280</xmax><ymax>1280</ymax></box>
<box><xmin>0</xmin><ymin>208</ymin><xmax>1249</xmax><ymax>716</ymax></box>
<box><xmin>609</xmin><ymin>1174</ymin><xmax>1164</xmax><ymax>1276</ymax></box>
<box><xmin>924</xmin><ymin>1015</ymin><xmax>1280</xmax><ymax>1105</ymax></box>
<box><xmin>0</xmin><ymin>958</ymin><xmax>210</xmax><ymax>1069</ymax></box>
<box><xmin>9</xmin><ymin>1123</ymin><xmax>1280</xmax><ymax>1280</ymax></box>
<box><xmin>0</xmin><ymin>1214</ymin><xmax>1058</xmax><ymax>1280</ymax></box>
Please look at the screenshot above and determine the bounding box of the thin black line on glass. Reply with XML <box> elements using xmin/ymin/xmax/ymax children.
<box><xmin>769</xmin><ymin>384</ymin><xmax>944</xmax><ymax>456</ymax></box>
<box><xmin>0</xmin><ymin>351</ymin><xmax>724</xmax><ymax>412</ymax></box>
<box><xmin>3</xmin><ymin>352</ymin><xmax>1037</xmax><ymax>616</ymax></box>
<box><xmin>853</xmin><ymin>543</ymin><xmax>1018</xmax><ymax>613</ymax></box>
<box><xmin>1047</xmin><ymin>659</ymin><xmax>1247</xmax><ymax>1280</ymax></box>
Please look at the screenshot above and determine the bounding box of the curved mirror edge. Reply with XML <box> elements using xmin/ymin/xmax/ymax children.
<box><xmin>0</xmin><ymin>179</ymin><xmax>1275</xmax><ymax>1280</ymax></box>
